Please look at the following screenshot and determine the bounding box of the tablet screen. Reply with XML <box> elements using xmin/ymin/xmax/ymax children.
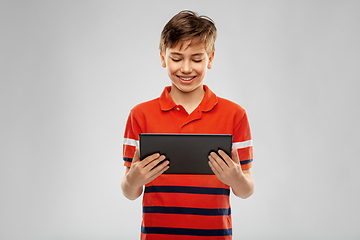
<box><xmin>139</xmin><ymin>133</ymin><xmax>233</xmax><ymax>175</ymax></box>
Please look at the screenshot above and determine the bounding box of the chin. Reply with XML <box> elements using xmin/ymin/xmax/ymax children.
<box><xmin>174</xmin><ymin>83</ymin><xmax>203</xmax><ymax>93</ymax></box>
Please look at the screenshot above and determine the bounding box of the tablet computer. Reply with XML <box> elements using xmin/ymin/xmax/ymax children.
<box><xmin>139</xmin><ymin>133</ymin><xmax>233</xmax><ymax>175</ymax></box>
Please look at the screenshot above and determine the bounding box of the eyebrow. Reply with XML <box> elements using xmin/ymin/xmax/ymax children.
<box><xmin>170</xmin><ymin>52</ymin><xmax>205</xmax><ymax>57</ymax></box>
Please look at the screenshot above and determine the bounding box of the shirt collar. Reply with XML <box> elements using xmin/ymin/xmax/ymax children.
<box><xmin>159</xmin><ymin>85</ymin><xmax>218</xmax><ymax>112</ymax></box>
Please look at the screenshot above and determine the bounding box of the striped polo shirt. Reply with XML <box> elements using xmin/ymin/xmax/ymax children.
<box><xmin>123</xmin><ymin>85</ymin><xmax>253</xmax><ymax>240</ymax></box>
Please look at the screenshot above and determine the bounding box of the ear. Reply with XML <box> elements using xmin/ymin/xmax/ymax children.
<box><xmin>207</xmin><ymin>51</ymin><xmax>215</xmax><ymax>69</ymax></box>
<box><xmin>160</xmin><ymin>51</ymin><xmax>166</xmax><ymax>68</ymax></box>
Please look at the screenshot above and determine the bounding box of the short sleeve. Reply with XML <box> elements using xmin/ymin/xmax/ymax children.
<box><xmin>232</xmin><ymin>110</ymin><xmax>253</xmax><ymax>170</ymax></box>
<box><xmin>122</xmin><ymin>111</ymin><xmax>140</xmax><ymax>167</ymax></box>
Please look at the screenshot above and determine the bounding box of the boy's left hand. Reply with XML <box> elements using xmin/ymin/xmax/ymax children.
<box><xmin>208</xmin><ymin>148</ymin><xmax>245</xmax><ymax>187</ymax></box>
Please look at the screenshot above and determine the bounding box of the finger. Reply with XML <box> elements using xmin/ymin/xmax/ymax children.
<box><xmin>145</xmin><ymin>155</ymin><xmax>167</xmax><ymax>170</ymax></box>
<box><xmin>210</xmin><ymin>151</ymin><xmax>228</xmax><ymax>170</ymax></box>
<box><xmin>208</xmin><ymin>159</ymin><xmax>221</xmax><ymax>176</ymax></box>
<box><xmin>208</xmin><ymin>161</ymin><xmax>219</xmax><ymax>175</ymax></box>
<box><xmin>148</xmin><ymin>162</ymin><xmax>170</xmax><ymax>182</ymax></box>
<box><xmin>217</xmin><ymin>150</ymin><xmax>232</xmax><ymax>166</ymax></box>
<box><xmin>140</xmin><ymin>152</ymin><xmax>161</xmax><ymax>167</ymax></box>
<box><xmin>208</xmin><ymin>153</ymin><xmax>225</xmax><ymax>172</ymax></box>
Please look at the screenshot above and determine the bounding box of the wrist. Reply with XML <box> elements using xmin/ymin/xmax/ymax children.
<box><xmin>228</xmin><ymin>172</ymin><xmax>246</xmax><ymax>189</ymax></box>
<box><xmin>122</xmin><ymin>173</ymin><xmax>143</xmax><ymax>200</ymax></box>
<box><xmin>125</xmin><ymin>171</ymin><xmax>142</xmax><ymax>190</ymax></box>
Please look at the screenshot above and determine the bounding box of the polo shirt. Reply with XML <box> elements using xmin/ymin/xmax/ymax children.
<box><xmin>123</xmin><ymin>85</ymin><xmax>253</xmax><ymax>240</ymax></box>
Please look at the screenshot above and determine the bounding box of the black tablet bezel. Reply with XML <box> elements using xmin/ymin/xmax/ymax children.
<box><xmin>139</xmin><ymin>133</ymin><xmax>233</xmax><ymax>175</ymax></box>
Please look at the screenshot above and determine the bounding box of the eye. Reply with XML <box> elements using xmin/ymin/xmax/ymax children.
<box><xmin>171</xmin><ymin>58</ymin><xmax>181</xmax><ymax>62</ymax></box>
<box><xmin>193</xmin><ymin>59</ymin><xmax>203</xmax><ymax>63</ymax></box>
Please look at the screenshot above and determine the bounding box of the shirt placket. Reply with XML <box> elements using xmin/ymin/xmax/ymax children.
<box><xmin>173</xmin><ymin>105</ymin><xmax>202</xmax><ymax>133</ymax></box>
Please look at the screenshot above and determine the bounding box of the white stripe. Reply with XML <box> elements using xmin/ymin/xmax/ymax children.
<box><xmin>123</xmin><ymin>138</ymin><xmax>139</xmax><ymax>147</ymax></box>
<box><xmin>232</xmin><ymin>140</ymin><xmax>252</xmax><ymax>149</ymax></box>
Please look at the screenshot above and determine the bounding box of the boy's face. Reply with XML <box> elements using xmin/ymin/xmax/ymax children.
<box><xmin>160</xmin><ymin>40</ymin><xmax>214</xmax><ymax>94</ymax></box>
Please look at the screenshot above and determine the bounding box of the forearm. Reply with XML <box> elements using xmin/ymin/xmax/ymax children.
<box><xmin>121</xmin><ymin>171</ymin><xmax>143</xmax><ymax>200</ymax></box>
<box><xmin>230</xmin><ymin>171</ymin><xmax>254</xmax><ymax>199</ymax></box>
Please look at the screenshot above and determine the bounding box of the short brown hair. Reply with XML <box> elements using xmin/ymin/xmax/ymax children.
<box><xmin>159</xmin><ymin>10</ymin><xmax>217</xmax><ymax>55</ymax></box>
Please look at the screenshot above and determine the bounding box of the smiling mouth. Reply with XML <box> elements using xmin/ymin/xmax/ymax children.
<box><xmin>177</xmin><ymin>76</ymin><xmax>196</xmax><ymax>81</ymax></box>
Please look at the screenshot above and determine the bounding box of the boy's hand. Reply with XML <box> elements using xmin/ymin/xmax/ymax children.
<box><xmin>208</xmin><ymin>148</ymin><xmax>254</xmax><ymax>198</ymax></box>
<box><xmin>126</xmin><ymin>148</ymin><xmax>169</xmax><ymax>189</ymax></box>
<box><xmin>208</xmin><ymin>148</ymin><xmax>245</xmax><ymax>188</ymax></box>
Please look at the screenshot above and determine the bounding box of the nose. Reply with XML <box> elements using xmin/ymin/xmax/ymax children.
<box><xmin>181</xmin><ymin>60</ymin><xmax>192</xmax><ymax>73</ymax></box>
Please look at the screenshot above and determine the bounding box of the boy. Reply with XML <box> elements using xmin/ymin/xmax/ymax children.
<box><xmin>121</xmin><ymin>10</ymin><xmax>254</xmax><ymax>240</ymax></box>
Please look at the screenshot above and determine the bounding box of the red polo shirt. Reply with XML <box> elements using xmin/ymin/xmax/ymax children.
<box><xmin>123</xmin><ymin>85</ymin><xmax>253</xmax><ymax>240</ymax></box>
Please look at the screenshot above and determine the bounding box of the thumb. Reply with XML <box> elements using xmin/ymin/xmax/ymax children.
<box><xmin>231</xmin><ymin>148</ymin><xmax>240</xmax><ymax>164</ymax></box>
<box><xmin>132</xmin><ymin>147</ymin><xmax>140</xmax><ymax>163</ymax></box>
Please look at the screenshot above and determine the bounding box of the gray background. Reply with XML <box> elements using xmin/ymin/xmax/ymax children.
<box><xmin>1</xmin><ymin>1</ymin><xmax>359</xmax><ymax>239</ymax></box>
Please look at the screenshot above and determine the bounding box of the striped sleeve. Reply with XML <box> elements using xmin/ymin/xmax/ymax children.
<box><xmin>122</xmin><ymin>111</ymin><xmax>140</xmax><ymax>167</ymax></box>
<box><xmin>233</xmin><ymin>110</ymin><xmax>253</xmax><ymax>170</ymax></box>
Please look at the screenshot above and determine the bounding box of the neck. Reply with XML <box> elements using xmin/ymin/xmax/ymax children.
<box><xmin>169</xmin><ymin>84</ymin><xmax>205</xmax><ymax>114</ymax></box>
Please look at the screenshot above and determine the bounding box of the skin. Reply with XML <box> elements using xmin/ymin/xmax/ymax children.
<box><xmin>121</xmin><ymin>148</ymin><xmax>168</xmax><ymax>200</ymax></box>
<box><xmin>160</xmin><ymin>39</ymin><xmax>214</xmax><ymax>114</ymax></box>
<box><xmin>208</xmin><ymin>148</ymin><xmax>254</xmax><ymax>199</ymax></box>
<box><xmin>121</xmin><ymin>40</ymin><xmax>254</xmax><ymax>200</ymax></box>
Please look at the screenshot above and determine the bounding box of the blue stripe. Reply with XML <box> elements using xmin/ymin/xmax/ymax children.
<box><xmin>123</xmin><ymin>157</ymin><xmax>132</xmax><ymax>162</ymax></box>
<box><xmin>143</xmin><ymin>206</ymin><xmax>231</xmax><ymax>216</ymax></box>
<box><xmin>144</xmin><ymin>186</ymin><xmax>230</xmax><ymax>196</ymax></box>
<box><xmin>141</xmin><ymin>226</ymin><xmax>232</xmax><ymax>236</ymax></box>
<box><xmin>240</xmin><ymin>159</ymin><xmax>253</xmax><ymax>165</ymax></box>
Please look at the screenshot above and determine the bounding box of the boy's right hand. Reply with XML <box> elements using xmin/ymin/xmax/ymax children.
<box><xmin>126</xmin><ymin>148</ymin><xmax>169</xmax><ymax>189</ymax></box>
